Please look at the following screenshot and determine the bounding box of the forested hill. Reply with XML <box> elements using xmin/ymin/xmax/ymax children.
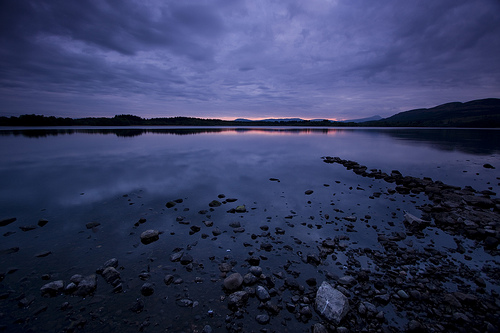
<box><xmin>367</xmin><ymin>98</ymin><xmax>500</xmax><ymax>127</ymax></box>
<box><xmin>1</xmin><ymin>98</ymin><xmax>500</xmax><ymax>127</ymax></box>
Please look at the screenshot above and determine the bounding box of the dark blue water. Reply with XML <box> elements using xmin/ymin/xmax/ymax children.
<box><xmin>0</xmin><ymin>127</ymin><xmax>499</xmax><ymax>332</ymax></box>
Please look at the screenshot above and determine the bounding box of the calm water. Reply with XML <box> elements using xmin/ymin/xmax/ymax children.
<box><xmin>0</xmin><ymin>127</ymin><xmax>499</xmax><ymax>332</ymax></box>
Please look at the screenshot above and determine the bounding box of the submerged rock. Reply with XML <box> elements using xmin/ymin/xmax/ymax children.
<box><xmin>315</xmin><ymin>281</ymin><xmax>349</xmax><ymax>324</ymax></box>
<box><xmin>0</xmin><ymin>217</ymin><xmax>16</xmax><ymax>227</ymax></box>
<box><xmin>86</xmin><ymin>221</ymin><xmax>100</xmax><ymax>229</ymax></box>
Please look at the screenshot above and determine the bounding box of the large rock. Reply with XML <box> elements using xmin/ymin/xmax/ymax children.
<box><xmin>140</xmin><ymin>230</ymin><xmax>160</xmax><ymax>244</ymax></box>
<box><xmin>227</xmin><ymin>291</ymin><xmax>249</xmax><ymax>311</ymax></box>
<box><xmin>224</xmin><ymin>273</ymin><xmax>243</xmax><ymax>291</ymax></box>
<box><xmin>102</xmin><ymin>267</ymin><xmax>121</xmax><ymax>284</ymax></box>
<box><xmin>41</xmin><ymin>280</ymin><xmax>64</xmax><ymax>297</ymax></box>
<box><xmin>315</xmin><ymin>281</ymin><xmax>349</xmax><ymax>324</ymax></box>
<box><xmin>73</xmin><ymin>275</ymin><xmax>97</xmax><ymax>296</ymax></box>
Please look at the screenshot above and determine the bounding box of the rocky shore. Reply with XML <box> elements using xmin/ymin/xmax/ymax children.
<box><xmin>0</xmin><ymin>156</ymin><xmax>499</xmax><ymax>332</ymax></box>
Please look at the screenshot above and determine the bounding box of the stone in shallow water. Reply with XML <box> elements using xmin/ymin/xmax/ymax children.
<box><xmin>141</xmin><ymin>283</ymin><xmax>154</xmax><ymax>296</ymax></box>
<box><xmin>73</xmin><ymin>275</ymin><xmax>97</xmax><ymax>297</ymax></box>
<box><xmin>255</xmin><ymin>314</ymin><xmax>270</xmax><ymax>324</ymax></box>
<box><xmin>315</xmin><ymin>281</ymin><xmax>349</xmax><ymax>324</ymax></box>
<box><xmin>41</xmin><ymin>280</ymin><xmax>64</xmax><ymax>297</ymax></box>
<box><xmin>224</xmin><ymin>273</ymin><xmax>243</xmax><ymax>291</ymax></box>
<box><xmin>256</xmin><ymin>286</ymin><xmax>271</xmax><ymax>301</ymax></box>
<box><xmin>140</xmin><ymin>229</ymin><xmax>159</xmax><ymax>244</ymax></box>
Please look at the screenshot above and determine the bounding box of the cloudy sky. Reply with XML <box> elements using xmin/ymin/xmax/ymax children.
<box><xmin>1</xmin><ymin>0</ymin><xmax>499</xmax><ymax>120</ymax></box>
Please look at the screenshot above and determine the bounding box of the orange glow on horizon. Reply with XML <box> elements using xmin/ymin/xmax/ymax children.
<box><xmin>216</xmin><ymin>117</ymin><xmax>340</xmax><ymax>122</ymax></box>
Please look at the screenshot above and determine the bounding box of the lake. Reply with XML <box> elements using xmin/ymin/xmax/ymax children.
<box><xmin>0</xmin><ymin>127</ymin><xmax>499</xmax><ymax>332</ymax></box>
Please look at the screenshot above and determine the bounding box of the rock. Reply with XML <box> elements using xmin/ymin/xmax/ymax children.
<box><xmin>209</xmin><ymin>200</ymin><xmax>221</xmax><ymax>207</ymax></box>
<box><xmin>305</xmin><ymin>190</ymin><xmax>314</xmax><ymax>195</ymax></box>
<box><xmin>229</xmin><ymin>221</ymin><xmax>241</xmax><ymax>228</ymax></box>
<box><xmin>38</xmin><ymin>219</ymin><xmax>49</xmax><ymax>227</ymax></box>
<box><xmin>397</xmin><ymin>290</ymin><xmax>410</xmax><ymax>299</ymax></box>
<box><xmin>249</xmin><ymin>266</ymin><xmax>263</xmax><ymax>276</ymax></box>
<box><xmin>180</xmin><ymin>253</ymin><xmax>193</xmax><ymax>265</ymax></box>
<box><xmin>243</xmin><ymin>273</ymin><xmax>258</xmax><ymax>285</ymax></box>
<box><xmin>164</xmin><ymin>274</ymin><xmax>174</xmax><ymax>285</ymax></box>
<box><xmin>202</xmin><ymin>325</ymin><xmax>213</xmax><ymax>333</ymax></box>
<box><xmin>483</xmin><ymin>163</ymin><xmax>495</xmax><ymax>169</ymax></box>
<box><xmin>19</xmin><ymin>225</ymin><xmax>37</xmax><ymax>231</ymax></box>
<box><xmin>18</xmin><ymin>295</ymin><xmax>35</xmax><ymax>308</ymax></box>
<box><xmin>227</xmin><ymin>291</ymin><xmax>249</xmax><ymax>311</ymax></box>
<box><xmin>315</xmin><ymin>281</ymin><xmax>349</xmax><ymax>324</ymax></box>
<box><xmin>0</xmin><ymin>247</ymin><xmax>19</xmax><ymax>255</ymax></box>
<box><xmin>170</xmin><ymin>251</ymin><xmax>184</xmax><ymax>262</ymax></box>
<box><xmin>41</xmin><ymin>280</ymin><xmax>64</xmax><ymax>297</ymax></box>
<box><xmin>260</xmin><ymin>243</ymin><xmax>273</xmax><ymax>251</ymax></box>
<box><xmin>86</xmin><ymin>221</ymin><xmax>100</xmax><ymax>229</ymax></box>
<box><xmin>404</xmin><ymin>211</ymin><xmax>430</xmax><ymax>230</ymax></box>
<box><xmin>224</xmin><ymin>273</ymin><xmax>243</xmax><ymax>291</ymax></box>
<box><xmin>343</xmin><ymin>216</ymin><xmax>357</xmax><ymax>222</ymax></box>
<box><xmin>313</xmin><ymin>323</ymin><xmax>329</xmax><ymax>333</ymax></box>
<box><xmin>165</xmin><ymin>201</ymin><xmax>176</xmax><ymax>208</ymax></box>
<box><xmin>212</xmin><ymin>228</ymin><xmax>222</xmax><ymax>236</ymax></box>
<box><xmin>235</xmin><ymin>205</ymin><xmax>246</xmax><ymax>213</ymax></box>
<box><xmin>140</xmin><ymin>229</ymin><xmax>159</xmax><ymax>244</ymax></box>
<box><xmin>0</xmin><ymin>217</ymin><xmax>16</xmax><ymax>227</ymax></box>
<box><xmin>102</xmin><ymin>267</ymin><xmax>120</xmax><ymax>284</ymax></box>
<box><xmin>255</xmin><ymin>314</ymin><xmax>270</xmax><ymax>324</ymax></box>
<box><xmin>73</xmin><ymin>275</ymin><xmax>97</xmax><ymax>297</ymax></box>
<box><xmin>141</xmin><ymin>283</ymin><xmax>154</xmax><ymax>296</ymax></box>
<box><xmin>338</xmin><ymin>276</ymin><xmax>357</xmax><ymax>287</ymax></box>
<box><xmin>256</xmin><ymin>286</ymin><xmax>271</xmax><ymax>301</ymax></box>
<box><xmin>130</xmin><ymin>298</ymin><xmax>145</xmax><ymax>313</ymax></box>
<box><xmin>35</xmin><ymin>251</ymin><xmax>52</xmax><ymax>258</ymax></box>
<box><xmin>219</xmin><ymin>262</ymin><xmax>233</xmax><ymax>272</ymax></box>
<box><xmin>96</xmin><ymin>258</ymin><xmax>118</xmax><ymax>274</ymax></box>
<box><xmin>103</xmin><ymin>258</ymin><xmax>118</xmax><ymax>269</ymax></box>
<box><xmin>407</xmin><ymin>319</ymin><xmax>425</xmax><ymax>332</ymax></box>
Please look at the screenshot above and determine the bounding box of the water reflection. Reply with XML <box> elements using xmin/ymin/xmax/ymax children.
<box><xmin>1</xmin><ymin>127</ymin><xmax>499</xmax><ymax>154</ymax></box>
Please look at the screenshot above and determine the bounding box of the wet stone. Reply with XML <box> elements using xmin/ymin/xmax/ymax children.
<box><xmin>140</xmin><ymin>229</ymin><xmax>160</xmax><ymax>244</ymax></box>
<box><xmin>40</xmin><ymin>280</ymin><xmax>64</xmax><ymax>297</ymax></box>
<box><xmin>86</xmin><ymin>222</ymin><xmax>100</xmax><ymax>229</ymax></box>
<box><xmin>224</xmin><ymin>273</ymin><xmax>243</xmax><ymax>291</ymax></box>
<box><xmin>255</xmin><ymin>314</ymin><xmax>270</xmax><ymax>324</ymax></box>
<box><xmin>164</xmin><ymin>274</ymin><xmax>174</xmax><ymax>285</ymax></box>
<box><xmin>141</xmin><ymin>283</ymin><xmax>154</xmax><ymax>296</ymax></box>
<box><xmin>256</xmin><ymin>285</ymin><xmax>271</xmax><ymax>301</ymax></box>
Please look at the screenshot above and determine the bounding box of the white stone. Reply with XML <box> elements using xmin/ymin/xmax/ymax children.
<box><xmin>315</xmin><ymin>281</ymin><xmax>349</xmax><ymax>324</ymax></box>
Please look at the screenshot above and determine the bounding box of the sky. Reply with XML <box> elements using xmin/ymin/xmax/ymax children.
<box><xmin>1</xmin><ymin>0</ymin><xmax>499</xmax><ymax>121</ymax></box>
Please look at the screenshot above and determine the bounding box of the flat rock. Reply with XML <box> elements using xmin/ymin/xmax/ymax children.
<box><xmin>315</xmin><ymin>281</ymin><xmax>349</xmax><ymax>324</ymax></box>
<box><xmin>0</xmin><ymin>217</ymin><xmax>16</xmax><ymax>227</ymax></box>
<box><xmin>41</xmin><ymin>280</ymin><xmax>64</xmax><ymax>297</ymax></box>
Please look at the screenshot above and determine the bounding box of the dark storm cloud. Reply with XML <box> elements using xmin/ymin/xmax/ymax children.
<box><xmin>0</xmin><ymin>0</ymin><xmax>499</xmax><ymax>119</ymax></box>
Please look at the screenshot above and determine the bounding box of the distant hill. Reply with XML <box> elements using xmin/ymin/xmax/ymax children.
<box><xmin>2</xmin><ymin>98</ymin><xmax>499</xmax><ymax>127</ymax></box>
<box><xmin>368</xmin><ymin>98</ymin><xmax>500</xmax><ymax>127</ymax></box>
<box><xmin>341</xmin><ymin>115</ymin><xmax>382</xmax><ymax>123</ymax></box>
<box><xmin>234</xmin><ymin>118</ymin><xmax>306</xmax><ymax>122</ymax></box>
